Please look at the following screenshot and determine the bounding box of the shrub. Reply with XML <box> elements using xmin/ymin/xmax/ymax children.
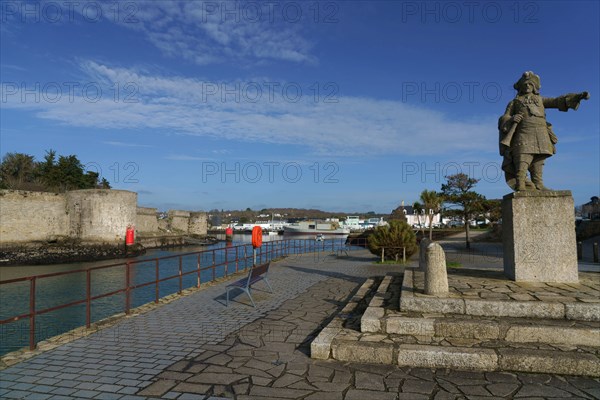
<box><xmin>367</xmin><ymin>220</ymin><xmax>418</xmax><ymax>261</ymax></box>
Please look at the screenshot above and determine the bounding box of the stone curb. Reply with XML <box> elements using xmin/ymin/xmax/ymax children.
<box><xmin>311</xmin><ymin>277</ymin><xmax>375</xmax><ymax>360</ymax></box>
<box><xmin>361</xmin><ymin>275</ymin><xmax>392</xmax><ymax>333</ymax></box>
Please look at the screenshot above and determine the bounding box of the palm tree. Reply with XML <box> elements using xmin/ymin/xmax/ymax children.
<box><xmin>412</xmin><ymin>201</ymin><xmax>425</xmax><ymax>237</ymax></box>
<box><xmin>420</xmin><ymin>189</ymin><xmax>443</xmax><ymax>240</ymax></box>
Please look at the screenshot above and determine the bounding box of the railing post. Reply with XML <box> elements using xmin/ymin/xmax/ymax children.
<box><xmin>29</xmin><ymin>277</ymin><xmax>36</xmax><ymax>350</ymax></box>
<box><xmin>155</xmin><ymin>259</ymin><xmax>160</xmax><ymax>302</ymax></box>
<box><xmin>235</xmin><ymin>246</ymin><xmax>239</xmax><ymax>273</ymax></box>
<box><xmin>594</xmin><ymin>243</ymin><xmax>599</xmax><ymax>263</ymax></box>
<box><xmin>212</xmin><ymin>250</ymin><xmax>216</xmax><ymax>281</ymax></box>
<box><xmin>178</xmin><ymin>256</ymin><xmax>183</xmax><ymax>294</ymax></box>
<box><xmin>577</xmin><ymin>241</ymin><xmax>583</xmax><ymax>260</ymax></box>
<box><xmin>125</xmin><ymin>262</ymin><xmax>131</xmax><ymax>315</ymax></box>
<box><xmin>86</xmin><ymin>270</ymin><xmax>91</xmax><ymax>328</ymax></box>
<box><xmin>225</xmin><ymin>247</ymin><xmax>228</xmax><ymax>277</ymax></box>
<box><xmin>381</xmin><ymin>248</ymin><xmax>385</xmax><ymax>263</ymax></box>
<box><xmin>403</xmin><ymin>247</ymin><xmax>406</xmax><ymax>263</ymax></box>
<box><xmin>197</xmin><ymin>254</ymin><xmax>201</xmax><ymax>287</ymax></box>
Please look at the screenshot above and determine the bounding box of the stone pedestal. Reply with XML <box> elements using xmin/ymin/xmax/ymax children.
<box><xmin>502</xmin><ymin>190</ymin><xmax>578</xmax><ymax>283</ymax></box>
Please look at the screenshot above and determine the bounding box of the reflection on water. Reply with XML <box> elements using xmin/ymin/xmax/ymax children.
<box><xmin>0</xmin><ymin>234</ymin><xmax>348</xmax><ymax>356</ymax></box>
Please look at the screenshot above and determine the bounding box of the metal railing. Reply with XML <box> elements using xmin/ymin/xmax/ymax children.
<box><xmin>0</xmin><ymin>237</ymin><xmax>366</xmax><ymax>352</ymax></box>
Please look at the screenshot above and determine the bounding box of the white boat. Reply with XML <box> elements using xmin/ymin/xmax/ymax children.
<box><xmin>283</xmin><ymin>221</ymin><xmax>350</xmax><ymax>237</ymax></box>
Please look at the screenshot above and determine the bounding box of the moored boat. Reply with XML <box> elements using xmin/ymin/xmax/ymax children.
<box><xmin>283</xmin><ymin>221</ymin><xmax>350</xmax><ymax>237</ymax></box>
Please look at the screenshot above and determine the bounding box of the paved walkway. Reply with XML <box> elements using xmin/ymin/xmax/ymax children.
<box><xmin>1</xmin><ymin>249</ymin><xmax>599</xmax><ymax>399</ymax></box>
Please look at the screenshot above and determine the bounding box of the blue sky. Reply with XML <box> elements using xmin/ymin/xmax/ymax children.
<box><xmin>1</xmin><ymin>0</ymin><xmax>598</xmax><ymax>213</ymax></box>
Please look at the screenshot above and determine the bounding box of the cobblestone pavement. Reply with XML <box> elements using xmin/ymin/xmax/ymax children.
<box><xmin>1</xmin><ymin>249</ymin><xmax>600</xmax><ymax>399</ymax></box>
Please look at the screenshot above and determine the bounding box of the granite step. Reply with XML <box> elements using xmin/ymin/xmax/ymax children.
<box><xmin>361</xmin><ymin>268</ymin><xmax>599</xmax><ymax>348</ymax></box>
<box><xmin>369</xmin><ymin>311</ymin><xmax>600</xmax><ymax>348</ymax></box>
<box><xmin>314</xmin><ymin>272</ymin><xmax>600</xmax><ymax>377</ymax></box>
<box><xmin>329</xmin><ymin>334</ymin><xmax>600</xmax><ymax>377</ymax></box>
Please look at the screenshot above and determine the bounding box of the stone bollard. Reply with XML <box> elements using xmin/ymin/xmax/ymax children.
<box><xmin>419</xmin><ymin>238</ymin><xmax>431</xmax><ymax>270</ymax></box>
<box><xmin>424</xmin><ymin>242</ymin><xmax>448</xmax><ymax>296</ymax></box>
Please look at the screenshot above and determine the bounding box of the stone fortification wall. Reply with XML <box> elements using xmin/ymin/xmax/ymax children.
<box><xmin>66</xmin><ymin>190</ymin><xmax>137</xmax><ymax>242</ymax></box>
<box><xmin>168</xmin><ymin>210</ymin><xmax>190</xmax><ymax>233</ymax></box>
<box><xmin>0</xmin><ymin>189</ymin><xmax>136</xmax><ymax>244</ymax></box>
<box><xmin>188</xmin><ymin>212</ymin><xmax>208</xmax><ymax>235</ymax></box>
<box><xmin>0</xmin><ymin>190</ymin><xmax>69</xmax><ymax>243</ymax></box>
<box><xmin>136</xmin><ymin>207</ymin><xmax>159</xmax><ymax>233</ymax></box>
<box><xmin>0</xmin><ymin>189</ymin><xmax>208</xmax><ymax>245</ymax></box>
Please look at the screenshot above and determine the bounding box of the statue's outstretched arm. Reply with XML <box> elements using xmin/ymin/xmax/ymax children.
<box><xmin>543</xmin><ymin>92</ymin><xmax>590</xmax><ymax>111</ymax></box>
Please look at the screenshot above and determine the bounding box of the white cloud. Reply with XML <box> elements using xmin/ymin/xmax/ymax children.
<box><xmin>3</xmin><ymin>61</ymin><xmax>496</xmax><ymax>157</ymax></box>
<box><xmin>81</xmin><ymin>0</ymin><xmax>317</xmax><ymax>65</ymax></box>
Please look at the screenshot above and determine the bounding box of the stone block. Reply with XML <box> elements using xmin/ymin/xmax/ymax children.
<box><xmin>361</xmin><ymin>307</ymin><xmax>385</xmax><ymax>333</ymax></box>
<box><xmin>397</xmin><ymin>344</ymin><xmax>498</xmax><ymax>370</ymax></box>
<box><xmin>385</xmin><ymin>317</ymin><xmax>435</xmax><ymax>336</ymax></box>
<box><xmin>502</xmin><ymin>191</ymin><xmax>578</xmax><ymax>283</ymax></box>
<box><xmin>435</xmin><ymin>319</ymin><xmax>500</xmax><ymax>340</ymax></box>
<box><xmin>498</xmin><ymin>348</ymin><xmax>600</xmax><ymax>377</ymax></box>
<box><xmin>424</xmin><ymin>242</ymin><xmax>448</xmax><ymax>295</ymax></box>
<box><xmin>505</xmin><ymin>325</ymin><xmax>600</xmax><ymax>347</ymax></box>
<box><xmin>332</xmin><ymin>341</ymin><xmax>394</xmax><ymax>364</ymax></box>
<box><xmin>464</xmin><ymin>299</ymin><xmax>565</xmax><ymax>319</ymax></box>
<box><xmin>401</xmin><ymin>297</ymin><xmax>465</xmax><ymax>315</ymax></box>
<box><xmin>565</xmin><ymin>303</ymin><xmax>600</xmax><ymax>322</ymax></box>
<box><xmin>311</xmin><ymin>328</ymin><xmax>340</xmax><ymax>359</ymax></box>
<box><xmin>369</xmin><ymin>296</ymin><xmax>385</xmax><ymax>308</ymax></box>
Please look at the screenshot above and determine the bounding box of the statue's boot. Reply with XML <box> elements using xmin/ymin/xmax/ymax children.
<box><xmin>531</xmin><ymin>162</ymin><xmax>549</xmax><ymax>190</ymax></box>
<box><xmin>516</xmin><ymin>163</ymin><xmax>528</xmax><ymax>191</ymax></box>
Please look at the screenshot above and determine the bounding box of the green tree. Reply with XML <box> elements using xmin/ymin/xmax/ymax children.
<box><xmin>99</xmin><ymin>177</ymin><xmax>111</xmax><ymax>189</ymax></box>
<box><xmin>420</xmin><ymin>189</ymin><xmax>443</xmax><ymax>240</ymax></box>
<box><xmin>367</xmin><ymin>220</ymin><xmax>417</xmax><ymax>261</ymax></box>
<box><xmin>440</xmin><ymin>173</ymin><xmax>486</xmax><ymax>249</ymax></box>
<box><xmin>0</xmin><ymin>152</ymin><xmax>37</xmax><ymax>189</ymax></box>
<box><xmin>482</xmin><ymin>199</ymin><xmax>502</xmax><ymax>226</ymax></box>
<box><xmin>1</xmin><ymin>149</ymin><xmax>109</xmax><ymax>192</ymax></box>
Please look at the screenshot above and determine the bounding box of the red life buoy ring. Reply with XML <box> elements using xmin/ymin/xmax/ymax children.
<box><xmin>252</xmin><ymin>226</ymin><xmax>263</xmax><ymax>248</ymax></box>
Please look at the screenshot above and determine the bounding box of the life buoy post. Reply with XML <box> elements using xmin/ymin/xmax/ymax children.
<box><xmin>125</xmin><ymin>225</ymin><xmax>135</xmax><ymax>246</ymax></box>
<box><xmin>225</xmin><ymin>227</ymin><xmax>233</xmax><ymax>242</ymax></box>
<box><xmin>252</xmin><ymin>226</ymin><xmax>263</xmax><ymax>266</ymax></box>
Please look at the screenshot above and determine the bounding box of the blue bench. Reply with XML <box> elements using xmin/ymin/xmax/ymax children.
<box><xmin>226</xmin><ymin>262</ymin><xmax>272</xmax><ymax>307</ymax></box>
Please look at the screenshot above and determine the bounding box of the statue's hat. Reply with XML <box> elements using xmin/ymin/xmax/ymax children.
<box><xmin>514</xmin><ymin>71</ymin><xmax>541</xmax><ymax>91</ymax></box>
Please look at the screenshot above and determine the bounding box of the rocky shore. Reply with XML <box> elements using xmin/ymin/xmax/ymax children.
<box><xmin>0</xmin><ymin>241</ymin><xmax>145</xmax><ymax>266</ymax></box>
<box><xmin>0</xmin><ymin>235</ymin><xmax>220</xmax><ymax>266</ymax></box>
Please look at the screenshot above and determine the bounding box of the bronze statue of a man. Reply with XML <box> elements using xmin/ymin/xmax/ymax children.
<box><xmin>498</xmin><ymin>71</ymin><xmax>589</xmax><ymax>191</ymax></box>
